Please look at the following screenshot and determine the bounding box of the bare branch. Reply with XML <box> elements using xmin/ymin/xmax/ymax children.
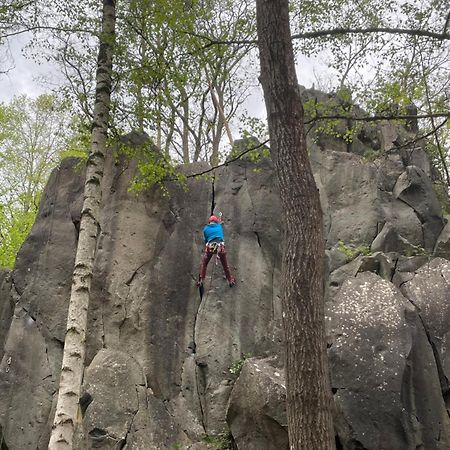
<box><xmin>0</xmin><ymin>25</ymin><xmax>92</xmax><ymax>40</ymax></box>
<box><xmin>292</xmin><ymin>27</ymin><xmax>450</xmax><ymax>41</ymax></box>
<box><xmin>443</xmin><ymin>12</ymin><xmax>450</xmax><ymax>34</ymax></box>
<box><xmin>184</xmin><ymin>139</ymin><xmax>270</xmax><ymax>179</ymax></box>
<box><xmin>193</xmin><ymin>26</ymin><xmax>450</xmax><ymax>49</ymax></box>
<box><xmin>393</xmin><ymin>118</ymin><xmax>448</xmax><ymax>150</ymax></box>
<box><xmin>305</xmin><ymin>112</ymin><xmax>450</xmax><ymax>124</ymax></box>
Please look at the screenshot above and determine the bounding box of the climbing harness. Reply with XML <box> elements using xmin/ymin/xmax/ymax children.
<box><xmin>205</xmin><ymin>241</ymin><xmax>225</xmax><ymax>254</ymax></box>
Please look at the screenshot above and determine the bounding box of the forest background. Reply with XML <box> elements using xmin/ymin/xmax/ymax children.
<box><xmin>0</xmin><ymin>0</ymin><xmax>448</xmax><ymax>268</ymax></box>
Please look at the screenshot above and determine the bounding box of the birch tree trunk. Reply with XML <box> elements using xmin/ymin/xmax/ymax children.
<box><xmin>48</xmin><ymin>1</ymin><xmax>116</xmax><ymax>448</ymax></box>
<box><xmin>255</xmin><ymin>1</ymin><xmax>335</xmax><ymax>449</ymax></box>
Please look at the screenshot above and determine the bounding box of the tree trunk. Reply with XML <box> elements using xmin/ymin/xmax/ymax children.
<box><xmin>180</xmin><ymin>85</ymin><xmax>190</xmax><ymax>163</ymax></box>
<box><xmin>255</xmin><ymin>1</ymin><xmax>335</xmax><ymax>449</ymax></box>
<box><xmin>48</xmin><ymin>1</ymin><xmax>116</xmax><ymax>448</ymax></box>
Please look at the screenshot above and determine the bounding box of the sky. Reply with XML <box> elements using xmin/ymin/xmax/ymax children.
<box><xmin>0</xmin><ymin>34</ymin><xmax>323</xmax><ymax>121</ymax></box>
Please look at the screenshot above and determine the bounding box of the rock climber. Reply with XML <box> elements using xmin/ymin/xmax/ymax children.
<box><xmin>197</xmin><ymin>215</ymin><xmax>236</xmax><ymax>288</ymax></box>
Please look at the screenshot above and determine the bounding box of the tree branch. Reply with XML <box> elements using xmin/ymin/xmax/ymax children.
<box><xmin>184</xmin><ymin>139</ymin><xmax>270</xmax><ymax>179</ymax></box>
<box><xmin>443</xmin><ymin>12</ymin><xmax>450</xmax><ymax>34</ymax></box>
<box><xmin>393</xmin><ymin>118</ymin><xmax>448</xmax><ymax>150</ymax></box>
<box><xmin>193</xmin><ymin>26</ymin><xmax>450</xmax><ymax>49</ymax></box>
<box><xmin>292</xmin><ymin>27</ymin><xmax>450</xmax><ymax>41</ymax></box>
<box><xmin>305</xmin><ymin>112</ymin><xmax>450</xmax><ymax>124</ymax></box>
<box><xmin>0</xmin><ymin>25</ymin><xmax>92</xmax><ymax>39</ymax></box>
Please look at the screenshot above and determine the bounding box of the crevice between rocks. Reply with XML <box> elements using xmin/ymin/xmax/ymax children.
<box><xmin>402</xmin><ymin>290</ymin><xmax>450</xmax><ymax>398</ymax></box>
<box><xmin>10</xmin><ymin>276</ymin><xmax>22</xmax><ymax>300</ymax></box>
<box><xmin>192</xmin><ymin>287</ymin><xmax>207</xmax><ymax>433</ymax></box>
<box><xmin>195</xmin><ymin>362</ymin><xmax>208</xmax><ymax>433</ymax></box>
<box><xmin>254</xmin><ymin>231</ymin><xmax>262</xmax><ymax>248</ymax></box>
<box><xmin>190</xmin><ymin>173</ymin><xmax>216</xmax><ymax>434</ymax></box>
<box><xmin>117</xmin><ymin>384</ymin><xmax>140</xmax><ymax>450</ymax></box>
<box><xmin>391</xmin><ymin>257</ymin><xmax>400</xmax><ymax>284</ymax></box>
<box><xmin>0</xmin><ymin>425</ymin><xmax>10</xmax><ymax>450</ymax></box>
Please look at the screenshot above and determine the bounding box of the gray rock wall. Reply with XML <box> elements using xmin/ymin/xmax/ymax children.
<box><xmin>0</xmin><ymin>113</ymin><xmax>449</xmax><ymax>449</ymax></box>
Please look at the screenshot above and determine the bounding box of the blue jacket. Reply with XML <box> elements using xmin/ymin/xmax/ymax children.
<box><xmin>203</xmin><ymin>223</ymin><xmax>224</xmax><ymax>243</ymax></box>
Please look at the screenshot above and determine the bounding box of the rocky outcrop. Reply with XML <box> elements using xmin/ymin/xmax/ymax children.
<box><xmin>0</xmin><ymin>92</ymin><xmax>449</xmax><ymax>449</ymax></box>
<box><xmin>328</xmin><ymin>272</ymin><xmax>450</xmax><ymax>450</ymax></box>
<box><xmin>227</xmin><ymin>358</ymin><xmax>287</xmax><ymax>450</ymax></box>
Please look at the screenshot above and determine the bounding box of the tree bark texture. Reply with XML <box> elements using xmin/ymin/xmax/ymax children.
<box><xmin>48</xmin><ymin>1</ymin><xmax>116</xmax><ymax>448</ymax></box>
<box><xmin>255</xmin><ymin>1</ymin><xmax>335</xmax><ymax>449</ymax></box>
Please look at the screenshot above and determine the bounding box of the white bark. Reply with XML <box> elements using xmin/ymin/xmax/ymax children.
<box><xmin>48</xmin><ymin>1</ymin><xmax>116</xmax><ymax>448</ymax></box>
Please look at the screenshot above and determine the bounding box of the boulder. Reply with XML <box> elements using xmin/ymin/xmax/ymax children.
<box><xmin>379</xmin><ymin>123</ymin><xmax>399</xmax><ymax>151</ymax></box>
<box><xmin>371</xmin><ymin>222</ymin><xmax>422</xmax><ymax>255</ymax></box>
<box><xmin>393</xmin><ymin>166</ymin><xmax>444</xmax><ymax>250</ymax></box>
<box><xmin>0</xmin><ymin>306</ymin><xmax>54</xmax><ymax>450</ymax></box>
<box><xmin>402</xmin><ymin>258</ymin><xmax>450</xmax><ymax>390</ymax></box>
<box><xmin>327</xmin><ymin>272</ymin><xmax>450</xmax><ymax>449</ymax></box>
<box><xmin>434</xmin><ymin>216</ymin><xmax>450</xmax><ymax>260</ymax></box>
<box><xmin>227</xmin><ymin>358</ymin><xmax>288</xmax><ymax>450</ymax></box>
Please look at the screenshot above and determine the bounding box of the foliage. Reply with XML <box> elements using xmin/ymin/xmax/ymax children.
<box><xmin>228</xmin><ymin>135</ymin><xmax>270</xmax><ymax>166</ymax></box>
<box><xmin>0</xmin><ymin>94</ymin><xmax>80</xmax><ymax>268</ymax></box>
<box><xmin>363</xmin><ymin>148</ymin><xmax>382</xmax><ymax>161</ymax></box>
<box><xmin>0</xmin><ymin>206</ymin><xmax>36</xmax><ymax>268</ymax></box>
<box><xmin>290</xmin><ymin>0</ymin><xmax>450</xmax><ymax>183</ymax></box>
<box><xmin>338</xmin><ymin>240</ymin><xmax>371</xmax><ymax>262</ymax></box>
<box><xmin>202</xmin><ymin>431</ymin><xmax>233</xmax><ymax>450</ymax></box>
<box><xmin>303</xmin><ymin>88</ymin><xmax>362</xmax><ymax>145</ymax></box>
<box><xmin>117</xmin><ymin>141</ymin><xmax>187</xmax><ymax>196</ymax></box>
<box><xmin>229</xmin><ymin>353</ymin><xmax>250</xmax><ymax>375</ymax></box>
<box><xmin>404</xmin><ymin>245</ymin><xmax>429</xmax><ymax>257</ymax></box>
<box><xmin>26</xmin><ymin>0</ymin><xmax>256</xmax><ymax>164</ymax></box>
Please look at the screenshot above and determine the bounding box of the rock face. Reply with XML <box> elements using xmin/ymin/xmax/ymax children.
<box><xmin>227</xmin><ymin>358</ymin><xmax>287</xmax><ymax>450</ymax></box>
<box><xmin>1</xmin><ymin>94</ymin><xmax>450</xmax><ymax>449</ymax></box>
<box><xmin>328</xmin><ymin>272</ymin><xmax>450</xmax><ymax>450</ymax></box>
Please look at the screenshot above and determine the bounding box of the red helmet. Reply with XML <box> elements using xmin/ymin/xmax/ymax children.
<box><xmin>208</xmin><ymin>215</ymin><xmax>220</xmax><ymax>223</ymax></box>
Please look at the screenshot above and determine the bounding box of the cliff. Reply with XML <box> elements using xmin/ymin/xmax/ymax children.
<box><xmin>1</xmin><ymin>100</ymin><xmax>450</xmax><ymax>449</ymax></box>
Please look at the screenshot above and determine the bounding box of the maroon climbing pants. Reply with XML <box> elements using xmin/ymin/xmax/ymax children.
<box><xmin>198</xmin><ymin>242</ymin><xmax>234</xmax><ymax>283</ymax></box>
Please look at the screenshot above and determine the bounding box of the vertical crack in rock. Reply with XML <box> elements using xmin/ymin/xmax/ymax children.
<box><xmin>117</xmin><ymin>384</ymin><xmax>140</xmax><ymax>450</ymax></box>
<box><xmin>190</xmin><ymin>173</ymin><xmax>216</xmax><ymax>434</ymax></box>
<box><xmin>254</xmin><ymin>232</ymin><xmax>262</xmax><ymax>248</ymax></box>
<box><xmin>196</xmin><ymin>362</ymin><xmax>208</xmax><ymax>433</ymax></box>
<box><xmin>10</xmin><ymin>276</ymin><xmax>22</xmax><ymax>300</ymax></box>
<box><xmin>19</xmin><ymin>304</ymin><xmax>36</xmax><ymax>322</ymax></box>
<box><xmin>271</xmin><ymin>266</ymin><xmax>275</xmax><ymax>321</ymax></box>
<box><xmin>391</xmin><ymin>257</ymin><xmax>400</xmax><ymax>283</ymax></box>
<box><xmin>192</xmin><ymin>283</ymin><xmax>207</xmax><ymax>432</ymax></box>
<box><xmin>402</xmin><ymin>289</ymin><xmax>450</xmax><ymax>397</ymax></box>
<box><xmin>396</xmin><ymin>195</ymin><xmax>428</xmax><ymax>248</ymax></box>
<box><xmin>118</xmin><ymin>292</ymin><xmax>129</xmax><ymax>342</ymax></box>
<box><xmin>0</xmin><ymin>423</ymin><xmax>10</xmax><ymax>450</ymax></box>
<box><xmin>72</xmin><ymin>218</ymin><xmax>80</xmax><ymax>242</ymax></box>
<box><xmin>100</xmin><ymin>306</ymin><xmax>106</xmax><ymax>348</ymax></box>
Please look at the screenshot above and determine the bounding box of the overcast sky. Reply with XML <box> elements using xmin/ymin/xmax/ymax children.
<box><xmin>0</xmin><ymin>34</ymin><xmax>322</xmax><ymax>121</ymax></box>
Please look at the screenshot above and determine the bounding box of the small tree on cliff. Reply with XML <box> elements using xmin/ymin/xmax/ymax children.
<box><xmin>48</xmin><ymin>0</ymin><xmax>116</xmax><ymax>448</ymax></box>
<box><xmin>256</xmin><ymin>0</ymin><xmax>334</xmax><ymax>449</ymax></box>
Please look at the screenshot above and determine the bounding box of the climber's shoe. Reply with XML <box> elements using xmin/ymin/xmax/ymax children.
<box><xmin>228</xmin><ymin>277</ymin><xmax>236</xmax><ymax>287</ymax></box>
